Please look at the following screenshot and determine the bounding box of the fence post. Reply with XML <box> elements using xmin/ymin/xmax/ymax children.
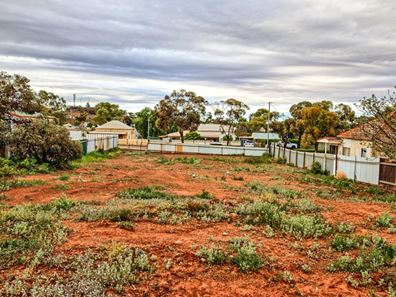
<box><xmin>353</xmin><ymin>156</ymin><xmax>357</xmax><ymax>182</ymax></box>
<box><xmin>289</xmin><ymin>149</ymin><xmax>292</xmax><ymax>163</ymax></box>
<box><xmin>295</xmin><ymin>151</ymin><xmax>298</xmax><ymax>167</ymax></box>
<box><xmin>303</xmin><ymin>152</ymin><xmax>306</xmax><ymax>168</ymax></box>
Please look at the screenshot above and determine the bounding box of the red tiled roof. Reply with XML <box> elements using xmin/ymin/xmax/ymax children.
<box><xmin>337</xmin><ymin>124</ymin><xmax>371</xmax><ymax>141</ymax></box>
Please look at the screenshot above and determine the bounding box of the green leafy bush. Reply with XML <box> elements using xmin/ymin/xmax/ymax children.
<box><xmin>185</xmin><ymin>131</ymin><xmax>201</xmax><ymax>140</ymax></box>
<box><xmin>376</xmin><ymin>212</ymin><xmax>394</xmax><ymax>228</ymax></box>
<box><xmin>237</xmin><ymin>201</ymin><xmax>285</xmax><ymax>228</ymax></box>
<box><xmin>1</xmin><ymin>245</ymin><xmax>152</xmax><ymax>296</ymax></box>
<box><xmin>328</xmin><ymin>237</ymin><xmax>396</xmax><ymax>273</ymax></box>
<box><xmin>281</xmin><ymin>215</ymin><xmax>332</xmax><ymax>239</ymax></box>
<box><xmin>310</xmin><ymin>161</ymin><xmax>325</xmax><ymax>175</ymax></box>
<box><xmin>117</xmin><ymin>187</ymin><xmax>173</xmax><ymax>200</ymax></box>
<box><xmin>229</xmin><ymin>237</ymin><xmax>264</xmax><ymax>272</ymax></box>
<box><xmin>0</xmin><ymin>204</ymin><xmax>68</xmax><ymax>268</ymax></box>
<box><xmin>9</xmin><ymin>120</ymin><xmax>82</xmax><ymax>168</ymax></box>
<box><xmin>198</xmin><ymin>246</ymin><xmax>227</xmax><ymax>265</ymax></box>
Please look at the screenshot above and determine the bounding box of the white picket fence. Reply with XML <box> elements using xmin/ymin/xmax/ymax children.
<box><xmin>148</xmin><ymin>141</ymin><xmax>268</xmax><ymax>157</ymax></box>
<box><xmin>270</xmin><ymin>144</ymin><xmax>380</xmax><ymax>185</ymax></box>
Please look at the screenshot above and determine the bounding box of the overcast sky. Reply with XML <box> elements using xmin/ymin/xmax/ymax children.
<box><xmin>1</xmin><ymin>0</ymin><xmax>395</xmax><ymax>113</ymax></box>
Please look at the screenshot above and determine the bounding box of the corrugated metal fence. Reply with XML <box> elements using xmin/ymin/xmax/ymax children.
<box><xmin>380</xmin><ymin>162</ymin><xmax>396</xmax><ymax>186</ymax></box>
<box><xmin>77</xmin><ymin>135</ymin><xmax>119</xmax><ymax>155</ymax></box>
<box><xmin>270</xmin><ymin>144</ymin><xmax>381</xmax><ymax>185</ymax></box>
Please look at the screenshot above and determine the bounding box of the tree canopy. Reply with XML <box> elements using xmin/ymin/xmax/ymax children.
<box><xmin>359</xmin><ymin>87</ymin><xmax>396</xmax><ymax>160</ymax></box>
<box><xmin>93</xmin><ymin>102</ymin><xmax>127</xmax><ymax>125</ymax></box>
<box><xmin>214</xmin><ymin>98</ymin><xmax>249</xmax><ymax>145</ymax></box>
<box><xmin>155</xmin><ymin>90</ymin><xmax>207</xmax><ymax>143</ymax></box>
<box><xmin>0</xmin><ymin>71</ymin><xmax>40</xmax><ymax>121</ymax></box>
<box><xmin>134</xmin><ymin>107</ymin><xmax>164</xmax><ymax>139</ymax></box>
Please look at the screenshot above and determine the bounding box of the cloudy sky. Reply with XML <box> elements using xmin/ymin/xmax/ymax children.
<box><xmin>1</xmin><ymin>0</ymin><xmax>395</xmax><ymax>113</ymax></box>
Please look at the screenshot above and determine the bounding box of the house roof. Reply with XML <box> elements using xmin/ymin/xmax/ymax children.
<box><xmin>96</xmin><ymin>120</ymin><xmax>133</xmax><ymax>130</ymax></box>
<box><xmin>337</xmin><ymin>124</ymin><xmax>371</xmax><ymax>141</ymax></box>
<box><xmin>317</xmin><ymin>137</ymin><xmax>343</xmax><ymax>145</ymax></box>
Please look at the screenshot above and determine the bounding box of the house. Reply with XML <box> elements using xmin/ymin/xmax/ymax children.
<box><xmin>317</xmin><ymin>124</ymin><xmax>376</xmax><ymax>158</ymax></box>
<box><xmin>90</xmin><ymin>120</ymin><xmax>137</xmax><ymax>140</ymax></box>
<box><xmin>162</xmin><ymin>124</ymin><xmax>236</xmax><ymax>141</ymax></box>
<box><xmin>337</xmin><ymin>125</ymin><xmax>376</xmax><ymax>158</ymax></box>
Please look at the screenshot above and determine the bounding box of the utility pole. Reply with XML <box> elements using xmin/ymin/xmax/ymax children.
<box><xmin>267</xmin><ymin>102</ymin><xmax>271</xmax><ymax>148</ymax></box>
<box><xmin>147</xmin><ymin>117</ymin><xmax>150</xmax><ymax>140</ymax></box>
<box><xmin>73</xmin><ymin>94</ymin><xmax>76</xmax><ymax>107</ymax></box>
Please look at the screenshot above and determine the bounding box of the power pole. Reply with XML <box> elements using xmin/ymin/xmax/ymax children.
<box><xmin>73</xmin><ymin>94</ymin><xmax>76</xmax><ymax>107</ymax></box>
<box><xmin>147</xmin><ymin>117</ymin><xmax>150</xmax><ymax>140</ymax></box>
<box><xmin>267</xmin><ymin>102</ymin><xmax>271</xmax><ymax>148</ymax></box>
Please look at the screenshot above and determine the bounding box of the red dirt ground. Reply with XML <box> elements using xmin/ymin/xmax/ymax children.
<box><xmin>2</xmin><ymin>152</ymin><xmax>395</xmax><ymax>296</ymax></box>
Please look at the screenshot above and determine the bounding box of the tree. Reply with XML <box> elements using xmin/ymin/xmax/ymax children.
<box><xmin>134</xmin><ymin>107</ymin><xmax>164</xmax><ymax>139</ymax></box>
<box><xmin>93</xmin><ymin>102</ymin><xmax>126</xmax><ymax>125</ymax></box>
<box><xmin>214</xmin><ymin>98</ymin><xmax>249</xmax><ymax>145</ymax></box>
<box><xmin>155</xmin><ymin>90</ymin><xmax>207</xmax><ymax>143</ymax></box>
<box><xmin>185</xmin><ymin>131</ymin><xmax>201</xmax><ymax>140</ymax></box>
<box><xmin>300</xmin><ymin>104</ymin><xmax>339</xmax><ymax>151</ymax></box>
<box><xmin>0</xmin><ymin>72</ymin><xmax>40</xmax><ymax>120</ymax></box>
<box><xmin>122</xmin><ymin>112</ymin><xmax>136</xmax><ymax>127</ymax></box>
<box><xmin>289</xmin><ymin>101</ymin><xmax>312</xmax><ymax>148</ymax></box>
<box><xmin>0</xmin><ymin>72</ymin><xmax>41</xmax><ymax>156</ymax></box>
<box><xmin>271</xmin><ymin>118</ymin><xmax>294</xmax><ymax>143</ymax></box>
<box><xmin>37</xmin><ymin>90</ymin><xmax>67</xmax><ymax>124</ymax></box>
<box><xmin>9</xmin><ymin>120</ymin><xmax>82</xmax><ymax>168</ymax></box>
<box><xmin>359</xmin><ymin>87</ymin><xmax>396</xmax><ymax>160</ymax></box>
<box><xmin>248</xmin><ymin>108</ymin><xmax>280</xmax><ymax>132</ymax></box>
<box><xmin>74</xmin><ymin>112</ymin><xmax>88</xmax><ymax>127</ymax></box>
<box><xmin>335</xmin><ymin>103</ymin><xmax>356</xmax><ymax>132</ymax></box>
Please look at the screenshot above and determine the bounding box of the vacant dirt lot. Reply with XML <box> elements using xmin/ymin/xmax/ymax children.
<box><xmin>1</xmin><ymin>151</ymin><xmax>396</xmax><ymax>296</ymax></box>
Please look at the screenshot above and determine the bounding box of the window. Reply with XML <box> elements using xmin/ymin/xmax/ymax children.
<box><xmin>342</xmin><ymin>147</ymin><xmax>351</xmax><ymax>156</ymax></box>
<box><xmin>361</xmin><ymin>148</ymin><xmax>367</xmax><ymax>158</ymax></box>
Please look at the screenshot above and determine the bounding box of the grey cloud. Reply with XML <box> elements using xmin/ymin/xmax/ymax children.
<box><xmin>0</xmin><ymin>0</ymin><xmax>395</xmax><ymax>112</ymax></box>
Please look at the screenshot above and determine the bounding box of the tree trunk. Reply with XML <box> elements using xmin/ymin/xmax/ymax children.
<box><xmin>298</xmin><ymin>134</ymin><xmax>302</xmax><ymax>149</ymax></box>
<box><xmin>314</xmin><ymin>141</ymin><xmax>319</xmax><ymax>152</ymax></box>
<box><xmin>226</xmin><ymin>126</ymin><xmax>232</xmax><ymax>146</ymax></box>
<box><xmin>179</xmin><ymin>130</ymin><xmax>184</xmax><ymax>143</ymax></box>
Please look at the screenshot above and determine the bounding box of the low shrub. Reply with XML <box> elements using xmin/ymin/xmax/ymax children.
<box><xmin>376</xmin><ymin>212</ymin><xmax>394</xmax><ymax>228</ymax></box>
<box><xmin>310</xmin><ymin>161</ymin><xmax>328</xmax><ymax>175</ymax></box>
<box><xmin>281</xmin><ymin>215</ymin><xmax>332</xmax><ymax>239</ymax></box>
<box><xmin>229</xmin><ymin>237</ymin><xmax>264</xmax><ymax>272</ymax></box>
<box><xmin>237</xmin><ymin>201</ymin><xmax>285</xmax><ymax>228</ymax></box>
<box><xmin>328</xmin><ymin>237</ymin><xmax>396</xmax><ymax>273</ymax></box>
<box><xmin>244</xmin><ymin>154</ymin><xmax>273</xmax><ymax>165</ymax></box>
<box><xmin>198</xmin><ymin>237</ymin><xmax>264</xmax><ymax>272</ymax></box>
<box><xmin>198</xmin><ymin>203</ymin><xmax>229</xmax><ymax>222</ymax></box>
<box><xmin>198</xmin><ymin>246</ymin><xmax>227</xmax><ymax>265</ymax></box>
<box><xmin>0</xmin><ymin>204</ymin><xmax>68</xmax><ymax>268</ymax></box>
<box><xmin>331</xmin><ymin>235</ymin><xmax>361</xmax><ymax>251</ymax></box>
<box><xmin>337</xmin><ymin>222</ymin><xmax>355</xmax><ymax>233</ymax></box>
<box><xmin>58</xmin><ymin>174</ymin><xmax>70</xmax><ymax>181</ymax></box>
<box><xmin>117</xmin><ymin>187</ymin><xmax>173</xmax><ymax>200</ymax></box>
<box><xmin>117</xmin><ymin>221</ymin><xmax>135</xmax><ymax>231</ymax></box>
<box><xmin>194</xmin><ymin>190</ymin><xmax>213</xmax><ymax>200</ymax></box>
<box><xmin>275</xmin><ymin>158</ymin><xmax>287</xmax><ymax>164</ymax></box>
<box><xmin>1</xmin><ymin>245</ymin><xmax>152</xmax><ymax>296</ymax></box>
<box><xmin>0</xmin><ymin>179</ymin><xmax>47</xmax><ymax>191</ymax></box>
